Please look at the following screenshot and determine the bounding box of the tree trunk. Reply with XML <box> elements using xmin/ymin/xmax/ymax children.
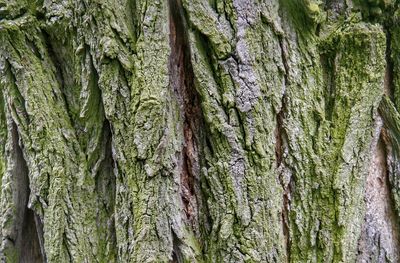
<box><xmin>0</xmin><ymin>0</ymin><xmax>399</xmax><ymax>262</ymax></box>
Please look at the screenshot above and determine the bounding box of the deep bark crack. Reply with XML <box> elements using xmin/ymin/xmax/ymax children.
<box><xmin>7</xmin><ymin>122</ymin><xmax>44</xmax><ymax>262</ymax></box>
<box><xmin>277</xmin><ymin>35</ymin><xmax>291</xmax><ymax>263</ymax></box>
<box><xmin>169</xmin><ymin>0</ymin><xmax>197</xmax><ymax>225</ymax></box>
<box><xmin>357</xmin><ymin>131</ymin><xmax>400</xmax><ymax>262</ymax></box>
<box><xmin>168</xmin><ymin>0</ymin><xmax>205</xmax><ymax>260</ymax></box>
<box><xmin>94</xmin><ymin>119</ymin><xmax>117</xmax><ymax>260</ymax></box>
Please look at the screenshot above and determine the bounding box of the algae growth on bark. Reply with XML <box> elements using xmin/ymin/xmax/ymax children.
<box><xmin>0</xmin><ymin>0</ymin><xmax>400</xmax><ymax>262</ymax></box>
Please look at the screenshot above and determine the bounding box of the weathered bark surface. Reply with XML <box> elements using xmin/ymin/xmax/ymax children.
<box><xmin>0</xmin><ymin>0</ymin><xmax>399</xmax><ymax>262</ymax></box>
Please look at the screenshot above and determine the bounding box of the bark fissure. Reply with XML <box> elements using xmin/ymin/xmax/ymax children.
<box><xmin>357</xmin><ymin>132</ymin><xmax>400</xmax><ymax>262</ymax></box>
<box><xmin>320</xmin><ymin>52</ymin><xmax>337</xmax><ymax>122</ymax></box>
<box><xmin>33</xmin><ymin>212</ymin><xmax>46</xmax><ymax>262</ymax></box>
<box><xmin>375</xmin><ymin>37</ymin><xmax>400</xmax><ymax>256</ymax></box>
<box><xmin>378</xmin><ymin>96</ymin><xmax>400</xmax><ymax>220</ymax></box>
<box><xmin>168</xmin><ymin>0</ymin><xmax>205</xmax><ymax>258</ymax></box>
<box><xmin>277</xmin><ymin>110</ymin><xmax>291</xmax><ymax>263</ymax></box>
<box><xmin>277</xmin><ymin>34</ymin><xmax>291</xmax><ymax>263</ymax></box>
<box><xmin>94</xmin><ymin>119</ymin><xmax>117</xmax><ymax>261</ymax></box>
<box><xmin>41</xmin><ymin>31</ymin><xmax>75</xmax><ymax>128</ymax></box>
<box><xmin>171</xmin><ymin>229</ymin><xmax>184</xmax><ymax>263</ymax></box>
<box><xmin>2</xmin><ymin>122</ymin><xmax>43</xmax><ymax>262</ymax></box>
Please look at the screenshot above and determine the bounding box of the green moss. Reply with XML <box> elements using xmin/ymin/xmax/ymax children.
<box><xmin>182</xmin><ymin>0</ymin><xmax>232</xmax><ymax>59</ymax></box>
<box><xmin>280</xmin><ymin>0</ymin><xmax>324</xmax><ymax>36</ymax></box>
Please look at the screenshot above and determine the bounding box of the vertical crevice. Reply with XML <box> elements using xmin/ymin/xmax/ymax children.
<box><xmin>168</xmin><ymin>0</ymin><xmax>199</xmax><ymax>228</ymax></box>
<box><xmin>170</xmin><ymin>230</ymin><xmax>184</xmax><ymax>263</ymax></box>
<box><xmin>378</xmin><ymin>15</ymin><xmax>400</xmax><ymax>259</ymax></box>
<box><xmin>94</xmin><ymin>119</ymin><xmax>117</xmax><ymax>261</ymax></box>
<box><xmin>42</xmin><ymin>31</ymin><xmax>65</xmax><ymax>95</ymax></box>
<box><xmin>320</xmin><ymin>52</ymin><xmax>336</xmax><ymax>122</ymax></box>
<box><xmin>378</xmin><ymin>96</ymin><xmax>400</xmax><ymax>235</ymax></box>
<box><xmin>19</xmin><ymin>209</ymin><xmax>43</xmax><ymax>263</ymax></box>
<box><xmin>277</xmin><ymin>35</ymin><xmax>291</xmax><ymax>263</ymax></box>
<box><xmin>6</xmin><ymin>122</ymin><xmax>44</xmax><ymax>262</ymax></box>
<box><xmin>276</xmin><ymin>102</ymin><xmax>291</xmax><ymax>263</ymax></box>
<box><xmin>357</xmin><ymin>132</ymin><xmax>400</xmax><ymax>262</ymax></box>
<box><xmin>377</xmin><ymin>23</ymin><xmax>400</xmax><ymax>263</ymax></box>
<box><xmin>41</xmin><ymin>30</ymin><xmax>76</xmax><ymax>131</ymax></box>
<box><xmin>33</xmin><ymin>213</ymin><xmax>46</xmax><ymax>262</ymax></box>
<box><xmin>168</xmin><ymin>0</ymin><xmax>206</xmax><ymax>258</ymax></box>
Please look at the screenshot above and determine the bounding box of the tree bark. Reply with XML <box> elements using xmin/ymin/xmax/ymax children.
<box><xmin>0</xmin><ymin>0</ymin><xmax>399</xmax><ymax>262</ymax></box>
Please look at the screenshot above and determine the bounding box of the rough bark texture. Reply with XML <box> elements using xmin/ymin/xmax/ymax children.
<box><xmin>0</xmin><ymin>0</ymin><xmax>400</xmax><ymax>262</ymax></box>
